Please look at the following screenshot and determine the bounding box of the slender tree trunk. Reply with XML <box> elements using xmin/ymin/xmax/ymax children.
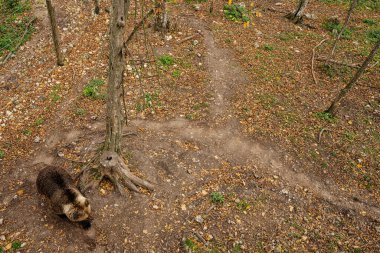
<box><xmin>154</xmin><ymin>0</ymin><xmax>169</xmax><ymax>31</ymax></box>
<box><xmin>330</xmin><ymin>0</ymin><xmax>358</xmax><ymax>57</ymax></box>
<box><xmin>105</xmin><ymin>0</ymin><xmax>126</xmax><ymax>153</ymax></box>
<box><xmin>46</xmin><ymin>0</ymin><xmax>64</xmax><ymax>66</ymax></box>
<box><xmin>326</xmin><ymin>38</ymin><xmax>380</xmax><ymax>115</ymax></box>
<box><xmin>94</xmin><ymin>0</ymin><xmax>100</xmax><ymax>14</ymax></box>
<box><xmin>285</xmin><ymin>0</ymin><xmax>309</xmax><ymax>24</ymax></box>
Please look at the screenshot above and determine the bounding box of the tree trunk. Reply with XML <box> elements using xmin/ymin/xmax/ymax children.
<box><xmin>154</xmin><ymin>0</ymin><xmax>169</xmax><ymax>31</ymax></box>
<box><xmin>79</xmin><ymin>0</ymin><xmax>154</xmax><ymax>194</ymax></box>
<box><xmin>46</xmin><ymin>0</ymin><xmax>64</xmax><ymax>66</ymax></box>
<box><xmin>285</xmin><ymin>0</ymin><xmax>309</xmax><ymax>24</ymax></box>
<box><xmin>330</xmin><ymin>0</ymin><xmax>358</xmax><ymax>57</ymax></box>
<box><xmin>105</xmin><ymin>0</ymin><xmax>126</xmax><ymax>153</ymax></box>
<box><xmin>326</xmin><ymin>38</ymin><xmax>380</xmax><ymax>115</ymax></box>
<box><xmin>94</xmin><ymin>0</ymin><xmax>100</xmax><ymax>14</ymax></box>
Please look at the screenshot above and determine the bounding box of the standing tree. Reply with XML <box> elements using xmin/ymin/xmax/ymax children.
<box><xmin>154</xmin><ymin>0</ymin><xmax>169</xmax><ymax>31</ymax></box>
<box><xmin>80</xmin><ymin>0</ymin><xmax>154</xmax><ymax>194</ymax></box>
<box><xmin>330</xmin><ymin>0</ymin><xmax>358</xmax><ymax>57</ymax></box>
<box><xmin>46</xmin><ymin>0</ymin><xmax>64</xmax><ymax>66</ymax></box>
<box><xmin>286</xmin><ymin>0</ymin><xmax>309</xmax><ymax>24</ymax></box>
<box><xmin>326</xmin><ymin>38</ymin><xmax>380</xmax><ymax>115</ymax></box>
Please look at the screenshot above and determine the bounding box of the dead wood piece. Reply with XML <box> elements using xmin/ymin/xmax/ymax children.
<box><xmin>318</xmin><ymin>128</ymin><xmax>331</xmax><ymax>144</ymax></box>
<box><xmin>312</xmin><ymin>39</ymin><xmax>327</xmax><ymax>86</ymax></box>
<box><xmin>178</xmin><ymin>34</ymin><xmax>199</xmax><ymax>44</ymax></box>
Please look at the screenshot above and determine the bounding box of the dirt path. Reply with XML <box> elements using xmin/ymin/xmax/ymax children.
<box><xmin>1</xmin><ymin>3</ymin><xmax>379</xmax><ymax>253</ymax></box>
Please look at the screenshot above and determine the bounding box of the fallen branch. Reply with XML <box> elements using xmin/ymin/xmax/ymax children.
<box><xmin>317</xmin><ymin>57</ymin><xmax>360</xmax><ymax>68</ymax></box>
<box><xmin>0</xmin><ymin>17</ymin><xmax>36</xmax><ymax>66</ymax></box>
<box><xmin>178</xmin><ymin>34</ymin><xmax>199</xmax><ymax>44</ymax></box>
<box><xmin>318</xmin><ymin>128</ymin><xmax>331</xmax><ymax>144</ymax></box>
<box><xmin>124</xmin><ymin>8</ymin><xmax>154</xmax><ymax>47</ymax></box>
<box><xmin>312</xmin><ymin>39</ymin><xmax>327</xmax><ymax>85</ymax></box>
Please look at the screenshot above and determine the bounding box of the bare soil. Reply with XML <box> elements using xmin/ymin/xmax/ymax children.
<box><xmin>0</xmin><ymin>0</ymin><xmax>379</xmax><ymax>252</ymax></box>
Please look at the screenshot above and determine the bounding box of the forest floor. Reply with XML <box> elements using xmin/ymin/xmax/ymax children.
<box><xmin>0</xmin><ymin>0</ymin><xmax>379</xmax><ymax>252</ymax></box>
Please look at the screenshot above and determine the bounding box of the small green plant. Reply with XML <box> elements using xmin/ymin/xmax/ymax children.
<box><xmin>367</xmin><ymin>29</ymin><xmax>380</xmax><ymax>42</ymax></box>
<box><xmin>185</xmin><ymin>113</ymin><xmax>194</xmax><ymax>120</ymax></box>
<box><xmin>223</xmin><ymin>4</ymin><xmax>250</xmax><ymax>22</ymax></box>
<box><xmin>322</xmin><ymin>19</ymin><xmax>352</xmax><ymax>39</ymax></box>
<box><xmin>183</xmin><ymin>238</ymin><xmax>198</xmax><ymax>251</ymax></box>
<box><xmin>210</xmin><ymin>191</ymin><xmax>224</xmax><ymax>204</ymax></box>
<box><xmin>83</xmin><ymin>78</ymin><xmax>105</xmax><ymax>99</ymax></box>
<box><xmin>74</xmin><ymin>108</ymin><xmax>86</xmax><ymax>116</ymax></box>
<box><xmin>236</xmin><ymin>199</ymin><xmax>250</xmax><ymax>210</ymax></box>
<box><xmin>12</xmin><ymin>241</ymin><xmax>22</xmax><ymax>250</ymax></box>
<box><xmin>0</xmin><ymin>150</ymin><xmax>5</xmax><ymax>159</ymax></box>
<box><xmin>343</xmin><ymin>131</ymin><xmax>356</xmax><ymax>141</ymax></box>
<box><xmin>22</xmin><ymin>129</ymin><xmax>32</xmax><ymax>135</ymax></box>
<box><xmin>192</xmin><ymin>102</ymin><xmax>209</xmax><ymax>110</ymax></box>
<box><xmin>315</xmin><ymin>112</ymin><xmax>335</xmax><ymax>123</ymax></box>
<box><xmin>172</xmin><ymin>69</ymin><xmax>181</xmax><ymax>77</ymax></box>
<box><xmin>158</xmin><ymin>55</ymin><xmax>174</xmax><ymax>66</ymax></box>
<box><xmin>0</xmin><ymin>246</ymin><xmax>3</xmax><ymax>253</ymax></box>
<box><xmin>136</xmin><ymin>91</ymin><xmax>161</xmax><ymax>112</ymax></box>
<box><xmin>34</xmin><ymin>118</ymin><xmax>44</xmax><ymax>126</ymax></box>
<box><xmin>232</xmin><ymin>242</ymin><xmax>242</xmax><ymax>252</ymax></box>
<box><xmin>263</xmin><ymin>44</ymin><xmax>274</xmax><ymax>51</ymax></box>
<box><xmin>50</xmin><ymin>85</ymin><xmax>61</xmax><ymax>102</ymax></box>
<box><xmin>363</xmin><ymin>19</ymin><xmax>377</xmax><ymax>26</ymax></box>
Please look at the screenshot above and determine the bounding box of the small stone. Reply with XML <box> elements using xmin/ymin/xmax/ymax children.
<box><xmin>143</xmin><ymin>229</ymin><xmax>148</xmax><ymax>234</ymax></box>
<box><xmin>0</xmin><ymin>235</ymin><xmax>5</xmax><ymax>241</ymax></box>
<box><xmin>195</xmin><ymin>215</ymin><xmax>204</xmax><ymax>223</ymax></box>
<box><xmin>254</xmin><ymin>29</ymin><xmax>263</xmax><ymax>36</ymax></box>
<box><xmin>281</xmin><ymin>189</ymin><xmax>289</xmax><ymax>195</ymax></box>
<box><xmin>275</xmin><ymin>2</ymin><xmax>283</xmax><ymax>6</ymax></box>
<box><xmin>57</xmin><ymin>151</ymin><xmax>64</xmax><ymax>157</ymax></box>
<box><xmin>181</xmin><ymin>204</ymin><xmax>187</xmax><ymax>211</ymax></box>
<box><xmin>305</xmin><ymin>13</ymin><xmax>317</xmax><ymax>20</ymax></box>
<box><xmin>193</xmin><ymin>4</ymin><xmax>201</xmax><ymax>11</ymax></box>
<box><xmin>193</xmin><ymin>40</ymin><xmax>199</xmax><ymax>46</ymax></box>
<box><xmin>289</xmin><ymin>205</ymin><xmax>294</xmax><ymax>212</ymax></box>
<box><xmin>152</xmin><ymin>205</ymin><xmax>159</xmax><ymax>210</ymax></box>
<box><xmin>34</xmin><ymin>136</ymin><xmax>41</xmax><ymax>143</ymax></box>
<box><xmin>165</xmin><ymin>35</ymin><xmax>173</xmax><ymax>41</ymax></box>
<box><xmin>201</xmin><ymin>190</ymin><xmax>208</xmax><ymax>196</ymax></box>
<box><xmin>375</xmin><ymin>226</ymin><xmax>380</xmax><ymax>233</ymax></box>
<box><xmin>254</xmin><ymin>42</ymin><xmax>260</xmax><ymax>48</ymax></box>
<box><xmin>273</xmin><ymin>175</ymin><xmax>279</xmax><ymax>179</ymax></box>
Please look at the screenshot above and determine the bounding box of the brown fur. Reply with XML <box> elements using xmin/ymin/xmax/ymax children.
<box><xmin>36</xmin><ymin>166</ymin><xmax>91</xmax><ymax>223</ymax></box>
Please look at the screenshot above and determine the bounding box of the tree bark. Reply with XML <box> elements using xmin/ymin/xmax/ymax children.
<box><xmin>330</xmin><ymin>0</ymin><xmax>358</xmax><ymax>57</ymax></box>
<box><xmin>285</xmin><ymin>0</ymin><xmax>309</xmax><ymax>24</ymax></box>
<box><xmin>326</xmin><ymin>38</ymin><xmax>380</xmax><ymax>115</ymax></box>
<box><xmin>46</xmin><ymin>0</ymin><xmax>64</xmax><ymax>66</ymax></box>
<box><xmin>94</xmin><ymin>0</ymin><xmax>100</xmax><ymax>14</ymax></box>
<box><xmin>105</xmin><ymin>0</ymin><xmax>126</xmax><ymax>153</ymax></box>
<box><xmin>154</xmin><ymin>0</ymin><xmax>169</xmax><ymax>31</ymax></box>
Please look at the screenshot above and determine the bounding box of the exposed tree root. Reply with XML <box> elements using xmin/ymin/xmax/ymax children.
<box><xmin>79</xmin><ymin>151</ymin><xmax>154</xmax><ymax>195</ymax></box>
<box><xmin>285</xmin><ymin>13</ymin><xmax>304</xmax><ymax>24</ymax></box>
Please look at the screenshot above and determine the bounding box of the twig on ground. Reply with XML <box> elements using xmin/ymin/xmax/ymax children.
<box><xmin>318</xmin><ymin>128</ymin><xmax>331</xmax><ymax>144</ymax></box>
<box><xmin>178</xmin><ymin>34</ymin><xmax>200</xmax><ymax>44</ymax></box>
<box><xmin>193</xmin><ymin>231</ymin><xmax>207</xmax><ymax>245</ymax></box>
<box><xmin>312</xmin><ymin>39</ymin><xmax>327</xmax><ymax>85</ymax></box>
<box><xmin>316</xmin><ymin>57</ymin><xmax>360</xmax><ymax>68</ymax></box>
